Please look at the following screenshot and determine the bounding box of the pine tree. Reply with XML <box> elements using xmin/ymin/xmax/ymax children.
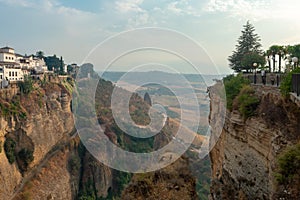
<box><xmin>228</xmin><ymin>21</ymin><xmax>263</xmax><ymax>72</ymax></box>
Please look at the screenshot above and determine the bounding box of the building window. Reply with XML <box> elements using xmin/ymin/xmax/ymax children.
<box><xmin>0</xmin><ymin>75</ymin><xmax>2</xmax><ymax>79</ymax></box>
<box><xmin>15</xmin><ymin>72</ymin><xmax>17</xmax><ymax>76</ymax></box>
<box><xmin>6</xmin><ymin>56</ymin><xmax>8</xmax><ymax>59</ymax></box>
<box><xmin>9</xmin><ymin>72</ymin><xmax>11</xmax><ymax>76</ymax></box>
<box><xmin>12</xmin><ymin>72</ymin><xmax>14</xmax><ymax>76</ymax></box>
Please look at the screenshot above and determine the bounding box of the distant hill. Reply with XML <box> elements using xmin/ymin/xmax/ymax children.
<box><xmin>100</xmin><ymin>71</ymin><xmax>226</xmax><ymax>86</ymax></box>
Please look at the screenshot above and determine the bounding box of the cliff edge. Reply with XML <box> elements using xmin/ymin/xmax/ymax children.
<box><xmin>209</xmin><ymin>82</ymin><xmax>300</xmax><ymax>199</ymax></box>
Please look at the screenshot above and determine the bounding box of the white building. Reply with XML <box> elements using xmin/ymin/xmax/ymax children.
<box><xmin>19</xmin><ymin>55</ymin><xmax>47</xmax><ymax>72</ymax></box>
<box><xmin>0</xmin><ymin>47</ymin><xmax>16</xmax><ymax>63</ymax></box>
<box><xmin>0</xmin><ymin>63</ymin><xmax>24</xmax><ymax>82</ymax></box>
<box><xmin>0</xmin><ymin>46</ymin><xmax>48</xmax><ymax>86</ymax></box>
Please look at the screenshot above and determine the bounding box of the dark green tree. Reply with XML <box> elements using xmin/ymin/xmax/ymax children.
<box><xmin>286</xmin><ymin>44</ymin><xmax>300</xmax><ymax>68</ymax></box>
<box><xmin>44</xmin><ymin>55</ymin><xmax>64</xmax><ymax>72</ymax></box>
<box><xmin>60</xmin><ymin>56</ymin><xmax>65</xmax><ymax>74</ymax></box>
<box><xmin>265</xmin><ymin>50</ymin><xmax>272</xmax><ymax>72</ymax></box>
<box><xmin>241</xmin><ymin>52</ymin><xmax>265</xmax><ymax>71</ymax></box>
<box><xmin>35</xmin><ymin>51</ymin><xmax>45</xmax><ymax>59</ymax></box>
<box><xmin>228</xmin><ymin>21</ymin><xmax>263</xmax><ymax>72</ymax></box>
<box><xmin>18</xmin><ymin>75</ymin><xmax>33</xmax><ymax>94</ymax></box>
<box><xmin>267</xmin><ymin>45</ymin><xmax>286</xmax><ymax>72</ymax></box>
<box><xmin>4</xmin><ymin>138</ymin><xmax>16</xmax><ymax>164</ymax></box>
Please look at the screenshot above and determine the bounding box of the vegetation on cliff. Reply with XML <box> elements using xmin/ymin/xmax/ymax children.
<box><xmin>275</xmin><ymin>142</ymin><xmax>300</xmax><ymax>189</ymax></box>
<box><xmin>223</xmin><ymin>74</ymin><xmax>249</xmax><ymax>109</ymax></box>
<box><xmin>18</xmin><ymin>75</ymin><xmax>34</xmax><ymax>94</ymax></box>
<box><xmin>121</xmin><ymin>156</ymin><xmax>198</xmax><ymax>200</ymax></box>
<box><xmin>4</xmin><ymin>137</ymin><xmax>16</xmax><ymax>164</ymax></box>
<box><xmin>233</xmin><ymin>85</ymin><xmax>260</xmax><ymax>119</ymax></box>
<box><xmin>223</xmin><ymin>74</ymin><xmax>260</xmax><ymax>119</ymax></box>
<box><xmin>280</xmin><ymin>68</ymin><xmax>300</xmax><ymax>97</ymax></box>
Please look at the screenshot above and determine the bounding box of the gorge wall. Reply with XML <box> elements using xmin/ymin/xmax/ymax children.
<box><xmin>0</xmin><ymin>81</ymin><xmax>73</xmax><ymax>199</ymax></box>
<box><xmin>0</xmin><ymin>68</ymin><xmax>199</xmax><ymax>200</ymax></box>
<box><xmin>0</xmin><ymin>80</ymin><xmax>114</xmax><ymax>200</ymax></box>
<box><xmin>209</xmin><ymin>83</ymin><xmax>300</xmax><ymax>199</ymax></box>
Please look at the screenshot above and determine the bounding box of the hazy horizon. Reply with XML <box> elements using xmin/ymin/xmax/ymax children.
<box><xmin>1</xmin><ymin>0</ymin><xmax>300</xmax><ymax>74</ymax></box>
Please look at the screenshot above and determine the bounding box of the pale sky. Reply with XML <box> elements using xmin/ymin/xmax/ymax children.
<box><xmin>1</xmin><ymin>0</ymin><xmax>300</xmax><ymax>74</ymax></box>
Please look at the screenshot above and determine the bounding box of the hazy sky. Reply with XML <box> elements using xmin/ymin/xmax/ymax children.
<box><xmin>1</xmin><ymin>0</ymin><xmax>300</xmax><ymax>74</ymax></box>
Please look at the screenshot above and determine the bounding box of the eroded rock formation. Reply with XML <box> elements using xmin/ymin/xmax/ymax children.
<box><xmin>209</xmin><ymin>83</ymin><xmax>300</xmax><ymax>199</ymax></box>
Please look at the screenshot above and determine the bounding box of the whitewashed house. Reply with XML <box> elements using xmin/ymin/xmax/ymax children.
<box><xmin>1</xmin><ymin>63</ymin><xmax>24</xmax><ymax>82</ymax></box>
<box><xmin>0</xmin><ymin>47</ymin><xmax>23</xmax><ymax>82</ymax></box>
<box><xmin>0</xmin><ymin>46</ymin><xmax>48</xmax><ymax>85</ymax></box>
<box><xmin>0</xmin><ymin>47</ymin><xmax>16</xmax><ymax>62</ymax></box>
<box><xmin>18</xmin><ymin>55</ymin><xmax>47</xmax><ymax>72</ymax></box>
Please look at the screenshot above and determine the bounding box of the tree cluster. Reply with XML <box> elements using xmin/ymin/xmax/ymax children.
<box><xmin>228</xmin><ymin>21</ymin><xmax>265</xmax><ymax>72</ymax></box>
<box><xmin>230</xmin><ymin>21</ymin><xmax>300</xmax><ymax>73</ymax></box>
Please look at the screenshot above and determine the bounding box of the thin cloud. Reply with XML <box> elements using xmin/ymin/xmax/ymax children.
<box><xmin>166</xmin><ymin>0</ymin><xmax>202</xmax><ymax>17</ymax></box>
<box><xmin>115</xmin><ymin>0</ymin><xmax>145</xmax><ymax>13</ymax></box>
<box><xmin>203</xmin><ymin>0</ymin><xmax>272</xmax><ymax>21</ymax></box>
<box><xmin>0</xmin><ymin>0</ymin><xmax>34</xmax><ymax>7</ymax></box>
<box><xmin>0</xmin><ymin>0</ymin><xmax>96</xmax><ymax>17</ymax></box>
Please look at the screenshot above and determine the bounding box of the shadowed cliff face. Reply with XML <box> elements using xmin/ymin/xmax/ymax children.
<box><xmin>209</xmin><ymin>83</ymin><xmax>300</xmax><ymax>200</ymax></box>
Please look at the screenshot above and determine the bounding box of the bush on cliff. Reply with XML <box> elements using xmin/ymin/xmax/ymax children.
<box><xmin>275</xmin><ymin>142</ymin><xmax>300</xmax><ymax>186</ymax></box>
<box><xmin>18</xmin><ymin>148</ymin><xmax>34</xmax><ymax>171</ymax></box>
<box><xmin>234</xmin><ymin>85</ymin><xmax>260</xmax><ymax>119</ymax></box>
<box><xmin>223</xmin><ymin>74</ymin><xmax>250</xmax><ymax>110</ymax></box>
<box><xmin>4</xmin><ymin>137</ymin><xmax>16</xmax><ymax>164</ymax></box>
<box><xmin>68</xmin><ymin>155</ymin><xmax>81</xmax><ymax>175</ymax></box>
<box><xmin>18</xmin><ymin>75</ymin><xmax>33</xmax><ymax>94</ymax></box>
<box><xmin>280</xmin><ymin>68</ymin><xmax>300</xmax><ymax>97</ymax></box>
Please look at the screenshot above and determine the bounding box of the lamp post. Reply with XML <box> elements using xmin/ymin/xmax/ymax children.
<box><xmin>292</xmin><ymin>57</ymin><xmax>298</xmax><ymax>69</ymax></box>
<box><xmin>253</xmin><ymin>62</ymin><xmax>257</xmax><ymax>84</ymax></box>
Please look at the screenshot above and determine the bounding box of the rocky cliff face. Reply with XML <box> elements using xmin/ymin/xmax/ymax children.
<box><xmin>0</xmin><ymin>68</ymin><xmax>200</xmax><ymax>200</ymax></box>
<box><xmin>209</xmin><ymin>83</ymin><xmax>300</xmax><ymax>199</ymax></box>
<box><xmin>122</xmin><ymin>156</ymin><xmax>198</xmax><ymax>200</ymax></box>
<box><xmin>0</xmin><ymin>81</ymin><xmax>75</xmax><ymax>199</ymax></box>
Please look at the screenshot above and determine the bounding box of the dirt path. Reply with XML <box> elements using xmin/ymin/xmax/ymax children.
<box><xmin>9</xmin><ymin>130</ymin><xmax>78</xmax><ymax>200</ymax></box>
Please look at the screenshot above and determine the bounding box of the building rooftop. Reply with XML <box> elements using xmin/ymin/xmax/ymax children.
<box><xmin>1</xmin><ymin>46</ymin><xmax>14</xmax><ymax>50</ymax></box>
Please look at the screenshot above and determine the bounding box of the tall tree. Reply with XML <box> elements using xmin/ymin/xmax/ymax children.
<box><xmin>286</xmin><ymin>44</ymin><xmax>300</xmax><ymax>68</ymax></box>
<box><xmin>265</xmin><ymin>50</ymin><xmax>272</xmax><ymax>72</ymax></box>
<box><xmin>241</xmin><ymin>52</ymin><xmax>265</xmax><ymax>70</ymax></box>
<box><xmin>228</xmin><ymin>21</ymin><xmax>263</xmax><ymax>72</ymax></box>
<box><xmin>278</xmin><ymin>46</ymin><xmax>287</xmax><ymax>73</ymax></box>
<box><xmin>35</xmin><ymin>51</ymin><xmax>45</xmax><ymax>59</ymax></box>
<box><xmin>267</xmin><ymin>45</ymin><xmax>285</xmax><ymax>72</ymax></box>
<box><xmin>44</xmin><ymin>55</ymin><xmax>64</xmax><ymax>72</ymax></box>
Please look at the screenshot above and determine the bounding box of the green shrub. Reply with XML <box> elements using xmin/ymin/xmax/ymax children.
<box><xmin>275</xmin><ymin>143</ymin><xmax>300</xmax><ymax>185</ymax></box>
<box><xmin>223</xmin><ymin>74</ymin><xmax>250</xmax><ymax>110</ymax></box>
<box><xmin>280</xmin><ymin>68</ymin><xmax>300</xmax><ymax>97</ymax></box>
<box><xmin>18</xmin><ymin>75</ymin><xmax>33</xmax><ymax>94</ymax></box>
<box><xmin>4</xmin><ymin>138</ymin><xmax>16</xmax><ymax>164</ymax></box>
<box><xmin>0</xmin><ymin>99</ymin><xmax>27</xmax><ymax>119</ymax></box>
<box><xmin>18</xmin><ymin>148</ymin><xmax>34</xmax><ymax>169</ymax></box>
<box><xmin>235</xmin><ymin>85</ymin><xmax>260</xmax><ymax>119</ymax></box>
<box><xmin>68</xmin><ymin>155</ymin><xmax>81</xmax><ymax>174</ymax></box>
